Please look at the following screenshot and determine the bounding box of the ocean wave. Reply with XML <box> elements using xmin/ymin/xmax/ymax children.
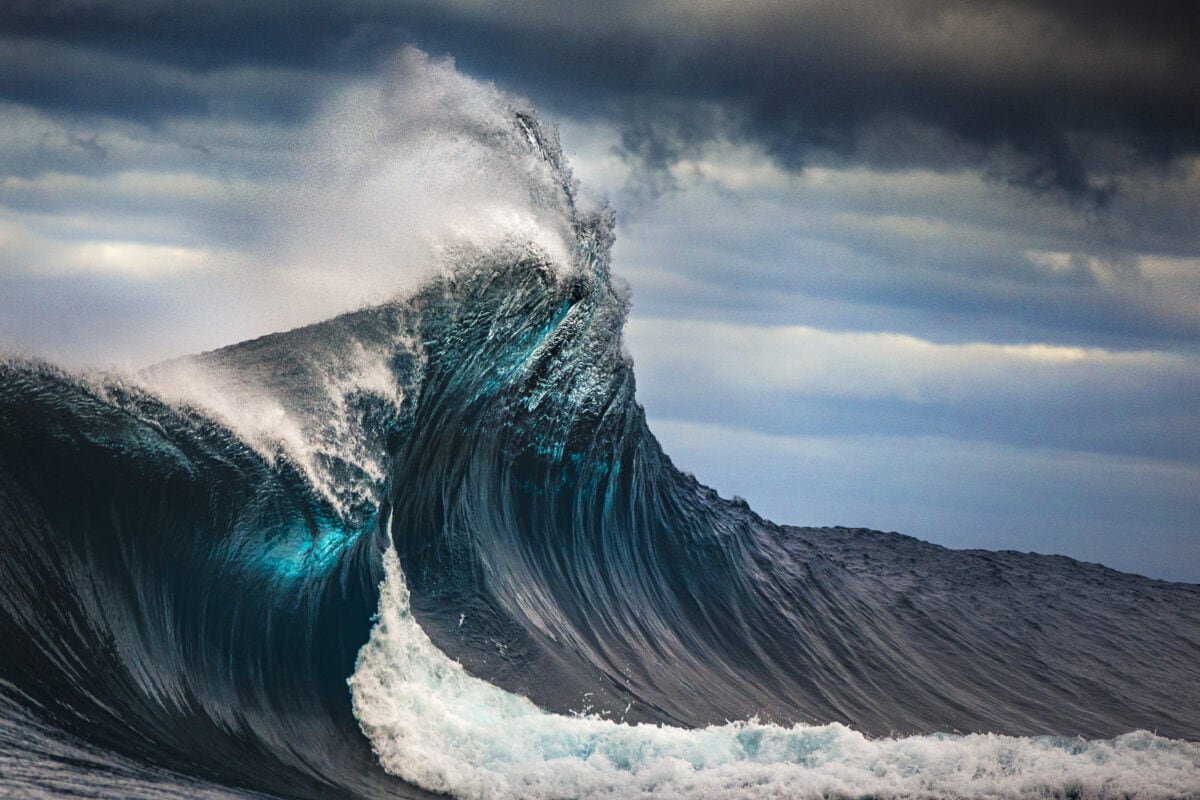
<box><xmin>1</xmin><ymin>69</ymin><xmax>1197</xmax><ymax>800</ymax></box>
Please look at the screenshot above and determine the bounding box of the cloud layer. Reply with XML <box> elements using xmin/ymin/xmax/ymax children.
<box><xmin>5</xmin><ymin>2</ymin><xmax>1198</xmax><ymax>195</ymax></box>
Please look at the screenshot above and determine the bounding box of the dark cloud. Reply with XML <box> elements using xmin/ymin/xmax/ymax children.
<box><xmin>397</xmin><ymin>1</ymin><xmax>1200</xmax><ymax>204</ymax></box>
<box><xmin>0</xmin><ymin>35</ymin><xmax>336</xmax><ymax>124</ymax></box>
<box><xmin>4</xmin><ymin>1</ymin><xmax>1198</xmax><ymax>202</ymax></box>
<box><xmin>0</xmin><ymin>0</ymin><xmax>394</xmax><ymax>72</ymax></box>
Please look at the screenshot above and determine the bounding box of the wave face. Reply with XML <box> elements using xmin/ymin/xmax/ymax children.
<box><xmin>2</xmin><ymin>110</ymin><xmax>1199</xmax><ymax>800</ymax></box>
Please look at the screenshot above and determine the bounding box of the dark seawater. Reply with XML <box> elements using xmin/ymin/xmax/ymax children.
<box><xmin>1</xmin><ymin>111</ymin><xmax>1198</xmax><ymax>800</ymax></box>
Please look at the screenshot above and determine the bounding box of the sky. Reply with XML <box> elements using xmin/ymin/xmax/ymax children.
<box><xmin>1</xmin><ymin>1</ymin><xmax>1198</xmax><ymax>581</ymax></box>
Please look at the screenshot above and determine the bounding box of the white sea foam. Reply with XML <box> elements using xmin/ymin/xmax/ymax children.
<box><xmin>139</xmin><ymin>335</ymin><xmax>410</xmax><ymax>519</ymax></box>
<box><xmin>349</xmin><ymin>544</ymin><xmax>1200</xmax><ymax>800</ymax></box>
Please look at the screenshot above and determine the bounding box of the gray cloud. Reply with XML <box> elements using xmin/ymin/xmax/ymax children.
<box><xmin>599</xmin><ymin>148</ymin><xmax>1200</xmax><ymax>351</ymax></box>
<box><xmin>3</xmin><ymin>1</ymin><xmax>1198</xmax><ymax>203</ymax></box>
<box><xmin>400</xmin><ymin>1</ymin><xmax>1200</xmax><ymax>205</ymax></box>
<box><xmin>626</xmin><ymin>319</ymin><xmax>1200</xmax><ymax>463</ymax></box>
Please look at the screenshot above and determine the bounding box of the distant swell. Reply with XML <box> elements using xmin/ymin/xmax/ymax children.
<box><xmin>1</xmin><ymin>111</ymin><xmax>1198</xmax><ymax>800</ymax></box>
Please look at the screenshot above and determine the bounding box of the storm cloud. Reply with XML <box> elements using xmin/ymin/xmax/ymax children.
<box><xmin>5</xmin><ymin>1</ymin><xmax>1199</xmax><ymax>197</ymax></box>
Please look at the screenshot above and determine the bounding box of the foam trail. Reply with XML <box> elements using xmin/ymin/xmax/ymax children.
<box><xmin>350</xmin><ymin>545</ymin><xmax>1200</xmax><ymax>800</ymax></box>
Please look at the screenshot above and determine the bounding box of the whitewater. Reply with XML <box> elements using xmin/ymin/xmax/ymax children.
<box><xmin>1</xmin><ymin>50</ymin><xmax>1198</xmax><ymax>800</ymax></box>
<box><xmin>351</xmin><ymin>544</ymin><xmax>1199</xmax><ymax>800</ymax></box>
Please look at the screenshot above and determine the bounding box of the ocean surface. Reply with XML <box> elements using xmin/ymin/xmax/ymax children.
<box><xmin>1</xmin><ymin>110</ymin><xmax>1198</xmax><ymax>800</ymax></box>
